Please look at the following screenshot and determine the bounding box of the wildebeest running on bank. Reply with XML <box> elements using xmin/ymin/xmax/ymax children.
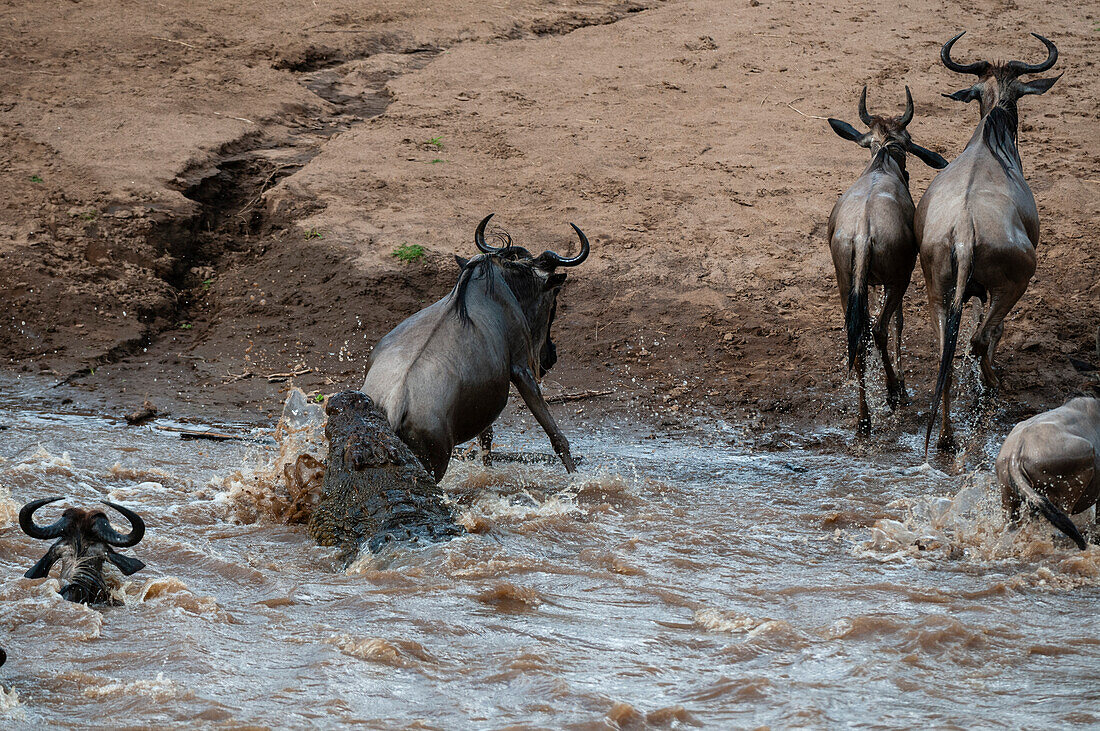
<box><xmin>363</xmin><ymin>214</ymin><xmax>589</xmax><ymax>481</ymax></box>
<box><xmin>997</xmin><ymin>396</ymin><xmax>1099</xmax><ymax>550</ymax></box>
<box><xmin>917</xmin><ymin>32</ymin><xmax>1061</xmax><ymax>452</ymax></box>
<box><xmin>20</xmin><ymin>498</ymin><xmax>146</xmax><ymax>605</ymax></box>
<box><xmin>827</xmin><ymin>86</ymin><xmax>948</xmax><ymax>434</ymax></box>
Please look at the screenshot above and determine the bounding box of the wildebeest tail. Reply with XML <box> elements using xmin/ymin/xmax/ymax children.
<box><xmin>845</xmin><ymin>238</ymin><xmax>871</xmax><ymax>372</ymax></box>
<box><xmin>924</xmin><ymin>242</ymin><xmax>971</xmax><ymax>454</ymax></box>
<box><xmin>1007</xmin><ymin>454</ymin><xmax>1087</xmax><ymax>550</ymax></box>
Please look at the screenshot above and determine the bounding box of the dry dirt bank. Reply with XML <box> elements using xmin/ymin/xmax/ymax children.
<box><xmin>1</xmin><ymin>0</ymin><xmax>1097</xmax><ymax>447</ymax></box>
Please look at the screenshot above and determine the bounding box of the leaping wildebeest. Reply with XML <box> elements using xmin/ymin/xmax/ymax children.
<box><xmin>996</xmin><ymin>397</ymin><xmax>1099</xmax><ymax>550</ymax></box>
<box><xmin>363</xmin><ymin>214</ymin><xmax>589</xmax><ymax>482</ymax></box>
<box><xmin>827</xmin><ymin>86</ymin><xmax>948</xmax><ymax>434</ymax></box>
<box><xmin>20</xmin><ymin>497</ymin><xmax>146</xmax><ymax>605</ymax></box>
<box><xmin>917</xmin><ymin>32</ymin><xmax>1061</xmax><ymax>452</ymax></box>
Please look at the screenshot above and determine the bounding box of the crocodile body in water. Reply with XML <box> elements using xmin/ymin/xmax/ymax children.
<box><xmin>307</xmin><ymin>390</ymin><xmax>464</xmax><ymax>559</ymax></box>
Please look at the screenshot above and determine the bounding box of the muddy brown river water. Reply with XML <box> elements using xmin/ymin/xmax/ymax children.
<box><xmin>1</xmin><ymin>380</ymin><xmax>1098</xmax><ymax>729</ymax></box>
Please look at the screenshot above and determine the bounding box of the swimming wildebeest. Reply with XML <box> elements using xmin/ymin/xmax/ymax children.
<box><xmin>917</xmin><ymin>32</ymin><xmax>1061</xmax><ymax>452</ymax></box>
<box><xmin>997</xmin><ymin>397</ymin><xmax>1099</xmax><ymax>550</ymax></box>
<box><xmin>363</xmin><ymin>214</ymin><xmax>589</xmax><ymax>482</ymax></box>
<box><xmin>20</xmin><ymin>497</ymin><xmax>146</xmax><ymax>604</ymax></box>
<box><xmin>827</xmin><ymin>86</ymin><xmax>949</xmax><ymax>434</ymax></box>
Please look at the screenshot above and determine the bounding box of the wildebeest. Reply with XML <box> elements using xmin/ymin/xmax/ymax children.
<box><xmin>20</xmin><ymin>497</ymin><xmax>146</xmax><ymax>605</ymax></box>
<box><xmin>827</xmin><ymin>86</ymin><xmax>949</xmax><ymax>433</ymax></box>
<box><xmin>363</xmin><ymin>214</ymin><xmax>589</xmax><ymax>482</ymax></box>
<box><xmin>917</xmin><ymin>32</ymin><xmax>1061</xmax><ymax>452</ymax></box>
<box><xmin>997</xmin><ymin>397</ymin><xmax>1099</xmax><ymax>550</ymax></box>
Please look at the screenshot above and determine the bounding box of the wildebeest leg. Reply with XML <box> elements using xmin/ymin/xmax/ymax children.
<box><xmin>971</xmin><ymin>285</ymin><xmax>1026</xmax><ymax>391</ymax></box>
<box><xmin>855</xmin><ymin>349</ymin><xmax>870</xmax><ymax>436</ymax></box>
<box><xmin>927</xmin><ymin>292</ymin><xmax>955</xmax><ymax>451</ymax></box>
<box><xmin>873</xmin><ymin>284</ymin><xmax>906</xmax><ymax>410</ymax></box>
<box><xmin>511</xmin><ymin>364</ymin><xmax>576</xmax><ymax>472</ymax></box>
<box><xmin>478</xmin><ymin>426</ymin><xmax>493</xmax><ymax>467</ymax></box>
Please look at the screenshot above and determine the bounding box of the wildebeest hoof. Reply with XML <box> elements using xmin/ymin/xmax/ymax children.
<box><xmin>856</xmin><ymin>418</ymin><xmax>872</xmax><ymax>437</ymax></box>
<box><xmin>936</xmin><ymin>432</ymin><xmax>957</xmax><ymax>453</ymax></box>
<box><xmin>0</xmin><ymin>647</ymin><xmax>5</xmax><ymax>667</ymax></box>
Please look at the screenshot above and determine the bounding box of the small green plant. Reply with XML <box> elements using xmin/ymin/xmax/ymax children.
<box><xmin>304</xmin><ymin>228</ymin><xmax>324</xmax><ymax>240</ymax></box>
<box><xmin>427</xmin><ymin>136</ymin><xmax>443</xmax><ymax>149</ymax></box>
<box><xmin>30</xmin><ymin>175</ymin><xmax>43</xmax><ymax>183</ymax></box>
<box><xmin>429</xmin><ymin>158</ymin><xmax>444</xmax><ymax>164</ymax></box>
<box><xmin>313</xmin><ymin>393</ymin><xmax>325</xmax><ymax>403</ymax></box>
<box><xmin>79</xmin><ymin>211</ymin><xmax>97</xmax><ymax>221</ymax></box>
<box><xmin>391</xmin><ymin>243</ymin><xmax>425</xmax><ymax>262</ymax></box>
<box><xmin>202</xmin><ymin>278</ymin><xmax>214</xmax><ymax>290</ymax></box>
<box><xmin>179</xmin><ymin>323</ymin><xmax>193</xmax><ymax>330</ymax></box>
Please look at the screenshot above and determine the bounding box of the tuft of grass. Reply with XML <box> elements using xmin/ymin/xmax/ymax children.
<box><xmin>429</xmin><ymin>158</ymin><xmax>444</xmax><ymax>164</ymax></box>
<box><xmin>427</xmin><ymin>136</ymin><xmax>443</xmax><ymax>149</ymax></box>
<box><xmin>391</xmin><ymin>243</ymin><xmax>425</xmax><ymax>262</ymax></box>
<box><xmin>30</xmin><ymin>175</ymin><xmax>43</xmax><ymax>183</ymax></box>
<box><xmin>179</xmin><ymin>323</ymin><xmax>193</xmax><ymax>330</ymax></box>
<box><xmin>304</xmin><ymin>228</ymin><xmax>324</xmax><ymax>240</ymax></box>
<box><xmin>79</xmin><ymin>210</ymin><xmax>97</xmax><ymax>221</ymax></box>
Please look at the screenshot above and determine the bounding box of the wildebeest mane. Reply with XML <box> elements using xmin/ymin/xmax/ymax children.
<box><xmin>453</xmin><ymin>256</ymin><xmax>494</xmax><ymax>325</ymax></box>
<box><xmin>453</xmin><ymin>246</ymin><xmax>546</xmax><ymax>326</ymax></box>
<box><xmin>982</xmin><ymin>105</ymin><xmax>1022</xmax><ymax>176</ymax></box>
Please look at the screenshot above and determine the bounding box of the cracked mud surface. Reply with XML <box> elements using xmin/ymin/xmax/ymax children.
<box><xmin>1</xmin><ymin>0</ymin><xmax>1097</xmax><ymax>444</ymax></box>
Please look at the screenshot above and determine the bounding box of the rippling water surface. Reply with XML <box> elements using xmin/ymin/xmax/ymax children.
<box><xmin>1</xmin><ymin>386</ymin><xmax>1098</xmax><ymax>728</ymax></box>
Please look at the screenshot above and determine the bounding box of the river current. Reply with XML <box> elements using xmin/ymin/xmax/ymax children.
<box><xmin>1</xmin><ymin>382</ymin><xmax>1097</xmax><ymax>728</ymax></box>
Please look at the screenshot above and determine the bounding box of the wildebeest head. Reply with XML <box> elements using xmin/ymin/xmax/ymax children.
<box><xmin>454</xmin><ymin>214</ymin><xmax>590</xmax><ymax>377</ymax></box>
<box><xmin>828</xmin><ymin>86</ymin><xmax>949</xmax><ymax>173</ymax></box>
<box><xmin>20</xmin><ymin>497</ymin><xmax>146</xmax><ymax>605</ymax></box>
<box><xmin>940</xmin><ymin>32</ymin><xmax>1060</xmax><ymax>118</ymax></box>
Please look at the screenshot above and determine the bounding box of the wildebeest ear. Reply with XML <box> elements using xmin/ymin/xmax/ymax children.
<box><xmin>943</xmin><ymin>87</ymin><xmax>980</xmax><ymax>103</ymax></box>
<box><xmin>827</xmin><ymin>118</ymin><xmax>867</xmax><ymax>145</ymax></box>
<box><xmin>106</xmin><ymin>549</ymin><xmax>146</xmax><ymax>576</ymax></box>
<box><xmin>24</xmin><ymin>545</ymin><xmax>59</xmax><ymax>579</ymax></box>
<box><xmin>908</xmin><ymin>142</ymin><xmax>949</xmax><ymax>169</ymax></box>
<box><xmin>544</xmin><ymin>273</ymin><xmax>567</xmax><ymax>291</ymax></box>
<box><xmin>454</xmin><ymin>255</ymin><xmax>469</xmax><ymax>269</ymax></box>
<box><xmin>1018</xmin><ymin>73</ymin><xmax>1062</xmax><ymax>96</ymax></box>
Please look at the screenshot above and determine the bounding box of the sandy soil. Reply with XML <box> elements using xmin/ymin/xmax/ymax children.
<box><xmin>1</xmin><ymin>0</ymin><xmax>1097</xmax><ymax>441</ymax></box>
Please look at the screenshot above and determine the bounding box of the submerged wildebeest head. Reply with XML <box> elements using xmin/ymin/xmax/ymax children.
<box><xmin>20</xmin><ymin>497</ymin><xmax>146</xmax><ymax>605</ymax></box>
<box><xmin>364</xmin><ymin>214</ymin><xmax>589</xmax><ymax>481</ymax></box>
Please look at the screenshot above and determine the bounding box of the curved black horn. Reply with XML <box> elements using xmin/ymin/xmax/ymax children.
<box><xmin>897</xmin><ymin>86</ymin><xmax>914</xmax><ymax>127</ymax></box>
<box><xmin>1006</xmin><ymin>33</ymin><xmax>1058</xmax><ymax>75</ymax></box>
<box><xmin>93</xmin><ymin>500</ymin><xmax>145</xmax><ymax>547</ymax></box>
<box><xmin>941</xmin><ymin>32</ymin><xmax>989</xmax><ymax>76</ymax></box>
<box><xmin>19</xmin><ymin>497</ymin><xmax>69</xmax><ymax>540</ymax></box>
<box><xmin>541</xmin><ymin>223</ymin><xmax>590</xmax><ymax>267</ymax></box>
<box><xmin>857</xmin><ymin>86</ymin><xmax>872</xmax><ymax>126</ymax></box>
<box><xmin>474</xmin><ymin>213</ymin><xmax>505</xmax><ymax>254</ymax></box>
